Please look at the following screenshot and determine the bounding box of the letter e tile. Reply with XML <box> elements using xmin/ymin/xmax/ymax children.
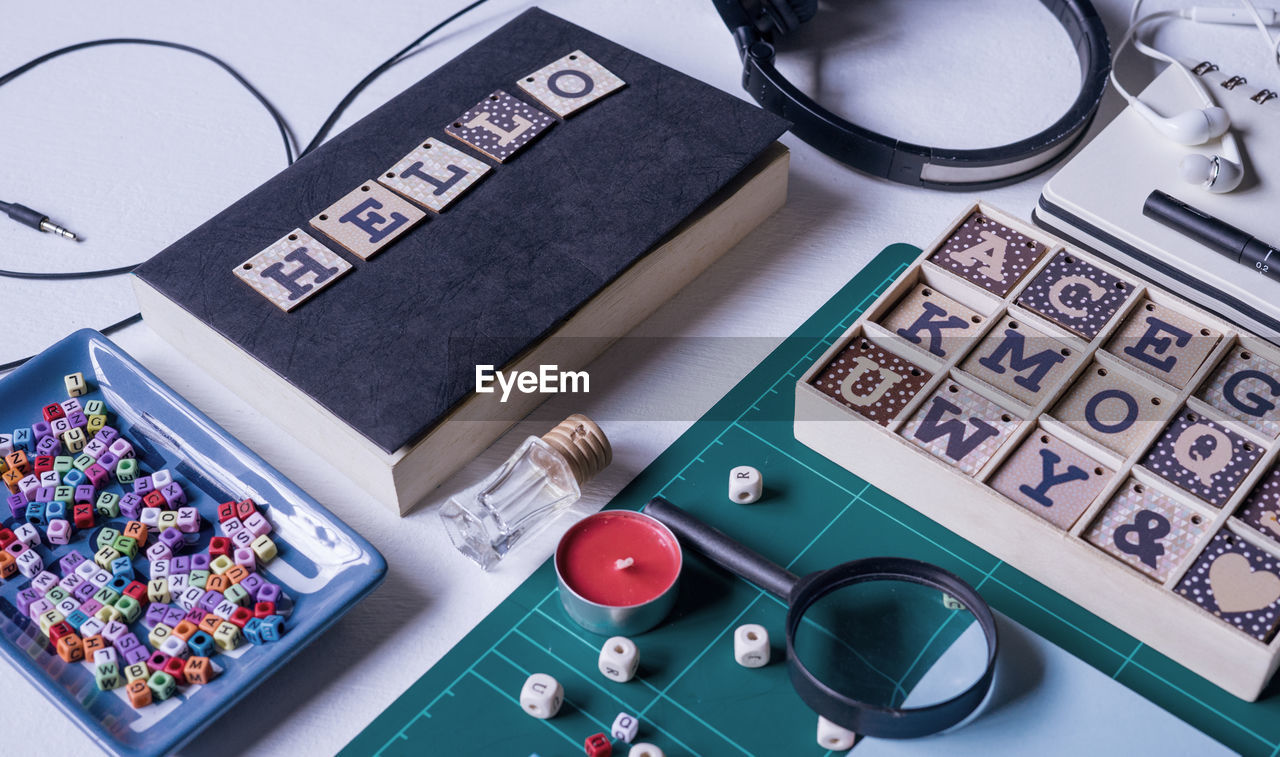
<box><xmin>991</xmin><ymin>430</ymin><xmax>1113</xmax><ymax>530</ymax></box>
<box><xmin>1140</xmin><ymin>408</ymin><xmax>1262</xmax><ymax>508</ymax></box>
<box><xmin>1084</xmin><ymin>478</ymin><xmax>1208</xmax><ymax>581</ymax></box>
<box><xmin>445</xmin><ymin>90</ymin><xmax>555</xmax><ymax>163</ymax></box>
<box><xmin>808</xmin><ymin>337</ymin><xmax>932</xmax><ymax>426</ymax></box>
<box><xmin>927</xmin><ymin>211</ymin><xmax>1048</xmax><ymax>296</ymax></box>
<box><xmin>1106</xmin><ymin>299</ymin><xmax>1220</xmax><ymax>388</ymax></box>
<box><xmin>879</xmin><ymin>284</ymin><xmax>984</xmax><ymax>360</ymax></box>
<box><xmin>1175</xmin><ymin>530</ymin><xmax>1280</xmax><ymax>641</ymax></box>
<box><xmin>233</xmin><ymin>230</ymin><xmax>352</xmax><ymax>312</ymax></box>
<box><xmin>379</xmin><ymin>137</ymin><xmax>491</xmax><ymax>213</ymax></box>
<box><xmin>310</xmin><ymin>182</ymin><xmax>424</xmax><ymax>261</ymax></box>
<box><xmin>901</xmin><ymin>380</ymin><xmax>1020</xmax><ymax>476</ymax></box>
<box><xmin>1197</xmin><ymin>347</ymin><xmax>1280</xmax><ymax>438</ymax></box>
<box><xmin>517</xmin><ymin>50</ymin><xmax>625</xmax><ymax>118</ymax></box>
<box><xmin>1015</xmin><ymin>251</ymin><xmax>1133</xmax><ymax>340</ymax></box>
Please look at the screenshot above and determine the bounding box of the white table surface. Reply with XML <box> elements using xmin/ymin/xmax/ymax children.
<box><xmin>2</xmin><ymin>1</ymin><xmax>1276</xmax><ymax>754</ymax></box>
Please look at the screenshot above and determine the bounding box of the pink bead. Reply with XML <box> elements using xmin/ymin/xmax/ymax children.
<box><xmin>233</xmin><ymin>547</ymin><xmax>256</xmax><ymax>571</ymax></box>
<box><xmin>46</xmin><ymin>519</ymin><xmax>71</xmax><ymax>546</ymax></box>
<box><xmin>84</xmin><ymin>464</ymin><xmax>109</xmax><ymax>489</ymax></box>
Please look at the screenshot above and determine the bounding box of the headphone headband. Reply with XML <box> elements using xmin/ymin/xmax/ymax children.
<box><xmin>714</xmin><ymin>0</ymin><xmax>1112</xmax><ymax>190</ymax></box>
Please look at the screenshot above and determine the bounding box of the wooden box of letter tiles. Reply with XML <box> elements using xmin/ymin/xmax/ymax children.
<box><xmin>795</xmin><ymin>202</ymin><xmax>1280</xmax><ymax>700</ymax></box>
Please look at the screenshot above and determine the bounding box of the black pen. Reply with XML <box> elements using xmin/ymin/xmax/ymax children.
<box><xmin>1143</xmin><ymin>189</ymin><xmax>1280</xmax><ymax>282</ymax></box>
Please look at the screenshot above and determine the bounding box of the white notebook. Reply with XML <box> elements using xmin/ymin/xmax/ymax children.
<box><xmin>1036</xmin><ymin>59</ymin><xmax>1280</xmax><ymax>338</ymax></box>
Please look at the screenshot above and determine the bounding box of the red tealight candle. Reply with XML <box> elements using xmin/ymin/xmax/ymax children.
<box><xmin>555</xmin><ymin>511</ymin><xmax>682</xmax><ymax>636</ymax></box>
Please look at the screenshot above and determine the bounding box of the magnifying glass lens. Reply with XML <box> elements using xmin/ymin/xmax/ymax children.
<box><xmin>792</xmin><ymin>579</ymin><xmax>989</xmax><ymax>710</ymax></box>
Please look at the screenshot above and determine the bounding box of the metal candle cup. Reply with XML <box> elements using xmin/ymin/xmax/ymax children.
<box><xmin>555</xmin><ymin>510</ymin><xmax>682</xmax><ymax>636</ymax></box>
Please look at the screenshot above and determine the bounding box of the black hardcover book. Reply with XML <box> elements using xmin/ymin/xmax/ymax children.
<box><xmin>134</xmin><ymin>8</ymin><xmax>789</xmax><ymax>510</ymax></box>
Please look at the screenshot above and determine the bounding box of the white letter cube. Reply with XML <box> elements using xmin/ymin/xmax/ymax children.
<box><xmin>611</xmin><ymin>712</ymin><xmax>639</xmax><ymax>743</ymax></box>
<box><xmin>817</xmin><ymin>715</ymin><xmax>856</xmax><ymax>751</ymax></box>
<box><xmin>598</xmin><ymin>636</ymin><xmax>639</xmax><ymax>683</ymax></box>
<box><xmin>728</xmin><ymin>465</ymin><xmax>763</xmax><ymax>504</ymax></box>
<box><xmin>519</xmin><ymin>673</ymin><xmax>563</xmax><ymax>719</ymax></box>
<box><xmin>628</xmin><ymin>745</ymin><xmax>665</xmax><ymax>757</ymax></box>
<box><xmin>734</xmin><ymin>623</ymin><xmax>770</xmax><ymax>668</ymax></box>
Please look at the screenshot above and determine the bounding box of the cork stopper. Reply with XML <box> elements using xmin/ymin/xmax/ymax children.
<box><xmin>541</xmin><ymin>413</ymin><xmax>612</xmax><ymax>487</ymax></box>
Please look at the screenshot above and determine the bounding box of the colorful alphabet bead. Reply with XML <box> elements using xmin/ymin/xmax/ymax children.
<box><xmin>1016</xmin><ymin>250</ymin><xmax>1133</xmax><ymax>340</ymax></box>
<box><xmin>990</xmin><ymin>430</ymin><xmax>1113</xmax><ymax>529</ymax></box>
<box><xmin>808</xmin><ymin>337</ymin><xmax>931</xmax><ymax>425</ymax></box>
<box><xmin>1141</xmin><ymin>409</ymin><xmax>1262</xmax><ymax>508</ymax></box>
<box><xmin>1176</xmin><ymin>530</ymin><xmax>1280</xmax><ymax>640</ymax></box>
<box><xmin>234</xmin><ymin>229</ymin><xmax>353</xmax><ymax>313</ymax></box>
<box><xmin>926</xmin><ymin>211</ymin><xmax>1047</xmax><ymax>296</ymax></box>
<box><xmin>901</xmin><ymin>380</ymin><xmax>1020</xmax><ymax>476</ymax></box>
<box><xmin>446</xmin><ymin>90</ymin><xmax>555</xmax><ymax>163</ymax></box>
<box><xmin>518</xmin><ymin>49</ymin><xmax>626</xmax><ymax>118</ymax></box>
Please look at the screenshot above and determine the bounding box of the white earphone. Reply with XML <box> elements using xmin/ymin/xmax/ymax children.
<box><xmin>1112</xmin><ymin>1</ymin><xmax>1280</xmax><ymax>193</ymax></box>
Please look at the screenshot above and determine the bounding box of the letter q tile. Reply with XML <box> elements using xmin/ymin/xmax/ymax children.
<box><xmin>1140</xmin><ymin>408</ymin><xmax>1263</xmax><ymax>508</ymax></box>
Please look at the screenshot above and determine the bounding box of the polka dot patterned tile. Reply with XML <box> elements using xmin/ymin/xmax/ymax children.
<box><xmin>309</xmin><ymin>181</ymin><xmax>425</xmax><ymax>261</ymax></box>
<box><xmin>1175</xmin><ymin>530</ymin><xmax>1280</xmax><ymax>641</ymax></box>
<box><xmin>901</xmin><ymin>380</ymin><xmax>1021</xmax><ymax>476</ymax></box>
<box><xmin>1050</xmin><ymin>362</ymin><xmax>1171</xmax><ymax>456</ymax></box>
<box><xmin>445</xmin><ymin>90</ymin><xmax>555</xmax><ymax>163</ymax></box>
<box><xmin>517</xmin><ymin>49</ymin><xmax>626</xmax><ymax>118</ymax></box>
<box><xmin>878</xmin><ymin>283</ymin><xmax>986</xmax><ymax>361</ymax></box>
<box><xmin>808</xmin><ymin>337</ymin><xmax>932</xmax><ymax>426</ymax></box>
<box><xmin>232</xmin><ymin>229</ymin><xmax>352</xmax><ymax>313</ymax></box>
<box><xmin>1234</xmin><ymin>465</ymin><xmax>1280</xmax><ymax>547</ymax></box>
<box><xmin>1015</xmin><ymin>250</ymin><xmax>1134</xmax><ymax>340</ymax></box>
<box><xmin>927</xmin><ymin>211</ymin><xmax>1048</xmax><ymax>296</ymax></box>
<box><xmin>1105</xmin><ymin>299</ymin><xmax>1220</xmax><ymax>388</ymax></box>
<box><xmin>1197</xmin><ymin>346</ymin><xmax>1280</xmax><ymax>438</ymax></box>
<box><xmin>960</xmin><ymin>314</ymin><xmax>1077</xmax><ymax>406</ymax></box>
<box><xmin>1140</xmin><ymin>408</ymin><xmax>1264</xmax><ymax>508</ymax></box>
<box><xmin>378</xmin><ymin>137</ymin><xmax>491</xmax><ymax>214</ymax></box>
<box><xmin>990</xmin><ymin>429</ymin><xmax>1113</xmax><ymax>530</ymax></box>
<box><xmin>1084</xmin><ymin>478</ymin><xmax>1210</xmax><ymax>581</ymax></box>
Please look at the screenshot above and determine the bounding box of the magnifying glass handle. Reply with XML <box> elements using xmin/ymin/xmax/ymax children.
<box><xmin>644</xmin><ymin>497</ymin><xmax>798</xmax><ymax>599</ymax></box>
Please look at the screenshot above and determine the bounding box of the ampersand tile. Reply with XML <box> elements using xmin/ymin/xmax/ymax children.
<box><xmin>1175</xmin><ymin>530</ymin><xmax>1280</xmax><ymax>641</ymax></box>
<box><xmin>927</xmin><ymin>211</ymin><xmax>1049</xmax><ymax>296</ymax></box>
<box><xmin>1197</xmin><ymin>346</ymin><xmax>1280</xmax><ymax>438</ymax></box>
<box><xmin>1084</xmin><ymin>478</ymin><xmax>1210</xmax><ymax>581</ymax></box>
<box><xmin>1015</xmin><ymin>250</ymin><xmax>1134</xmax><ymax>340</ymax></box>
<box><xmin>1140</xmin><ymin>408</ymin><xmax>1263</xmax><ymax>508</ymax></box>
<box><xmin>808</xmin><ymin>337</ymin><xmax>932</xmax><ymax>426</ymax></box>
<box><xmin>1105</xmin><ymin>299</ymin><xmax>1220</xmax><ymax>388</ymax></box>
<box><xmin>990</xmin><ymin>429</ymin><xmax>1114</xmax><ymax>530</ymax></box>
<box><xmin>445</xmin><ymin>90</ymin><xmax>555</xmax><ymax>162</ymax></box>
<box><xmin>901</xmin><ymin>380</ymin><xmax>1020</xmax><ymax>476</ymax></box>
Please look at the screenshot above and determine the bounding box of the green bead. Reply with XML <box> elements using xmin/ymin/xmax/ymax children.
<box><xmin>46</xmin><ymin>586</ymin><xmax>68</xmax><ymax>604</ymax></box>
<box><xmin>94</xmin><ymin>663</ymin><xmax>121</xmax><ymax>691</ymax></box>
<box><xmin>53</xmin><ymin>456</ymin><xmax>73</xmax><ymax>474</ymax></box>
<box><xmin>147</xmin><ymin>671</ymin><xmax>176</xmax><ymax>701</ymax></box>
<box><xmin>112</xmin><ymin>535</ymin><xmax>138</xmax><ymax>558</ymax></box>
<box><xmin>114</xmin><ymin>596</ymin><xmax>141</xmax><ymax>623</ymax></box>
<box><xmin>189</xmin><ymin>570</ymin><xmax>209</xmax><ymax>590</ymax></box>
<box><xmin>96</xmin><ymin>528</ymin><xmax>120</xmax><ymax>551</ymax></box>
<box><xmin>116</xmin><ymin>458</ymin><xmax>138</xmax><ymax>484</ymax></box>
<box><xmin>223</xmin><ymin>584</ymin><xmax>249</xmax><ymax>606</ymax></box>
<box><xmin>94</xmin><ymin>545</ymin><xmax>121</xmax><ymax>570</ymax></box>
<box><xmin>73</xmin><ymin>454</ymin><xmax>94</xmax><ymax>472</ymax></box>
<box><xmin>93</xmin><ymin>586</ymin><xmax>120</xmax><ymax>606</ymax></box>
<box><xmin>95</xmin><ymin>492</ymin><xmax>120</xmax><ymax>518</ymax></box>
<box><xmin>53</xmin><ymin>486</ymin><xmax>74</xmax><ymax>504</ymax></box>
<box><xmin>83</xmin><ymin>400</ymin><xmax>104</xmax><ymax>415</ymax></box>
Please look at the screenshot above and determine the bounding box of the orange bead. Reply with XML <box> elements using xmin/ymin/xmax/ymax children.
<box><xmin>184</xmin><ymin>656</ymin><xmax>216</xmax><ymax>685</ymax></box>
<box><xmin>56</xmin><ymin>634</ymin><xmax>84</xmax><ymax>663</ymax></box>
<box><xmin>83</xmin><ymin>634</ymin><xmax>107</xmax><ymax>656</ymax></box>
<box><xmin>225</xmin><ymin>565</ymin><xmax>250</xmax><ymax>584</ymax></box>
<box><xmin>198</xmin><ymin>614</ymin><xmax>222</xmax><ymax>634</ymax></box>
<box><xmin>122</xmin><ymin>521</ymin><xmax>148</xmax><ymax>547</ymax></box>
<box><xmin>172</xmin><ymin>620</ymin><xmax>198</xmax><ymax>640</ymax></box>
<box><xmin>206</xmin><ymin>575</ymin><xmax>231</xmax><ymax>593</ymax></box>
<box><xmin>126</xmin><ymin>679</ymin><xmax>152</xmax><ymax>708</ymax></box>
<box><xmin>0</xmin><ymin>552</ymin><xmax>16</xmax><ymax>579</ymax></box>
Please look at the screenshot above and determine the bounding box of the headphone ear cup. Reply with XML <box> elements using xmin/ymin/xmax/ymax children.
<box><xmin>761</xmin><ymin>0</ymin><xmax>818</xmax><ymax>34</ymax></box>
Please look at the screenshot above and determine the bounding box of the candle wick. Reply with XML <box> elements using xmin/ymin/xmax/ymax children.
<box><xmin>615</xmin><ymin>557</ymin><xmax>635</xmax><ymax>570</ymax></box>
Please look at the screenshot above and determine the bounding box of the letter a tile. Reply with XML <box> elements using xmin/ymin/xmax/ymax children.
<box><xmin>445</xmin><ymin>90</ymin><xmax>555</xmax><ymax>163</ymax></box>
<box><xmin>234</xmin><ymin>230</ymin><xmax>352</xmax><ymax>312</ymax></box>
<box><xmin>310</xmin><ymin>181</ymin><xmax>424</xmax><ymax>261</ymax></box>
<box><xmin>1140</xmin><ymin>408</ymin><xmax>1262</xmax><ymax>507</ymax></box>
<box><xmin>808</xmin><ymin>337</ymin><xmax>932</xmax><ymax>425</ymax></box>
<box><xmin>879</xmin><ymin>283</ymin><xmax>985</xmax><ymax>361</ymax></box>
<box><xmin>379</xmin><ymin>137</ymin><xmax>491</xmax><ymax>213</ymax></box>
<box><xmin>901</xmin><ymin>380</ymin><xmax>1020</xmax><ymax>475</ymax></box>
<box><xmin>1197</xmin><ymin>347</ymin><xmax>1280</xmax><ymax>438</ymax></box>
<box><xmin>991</xmin><ymin>429</ymin><xmax>1113</xmax><ymax>530</ymax></box>
<box><xmin>961</xmin><ymin>314</ymin><xmax>1077</xmax><ymax>406</ymax></box>
<box><xmin>1084</xmin><ymin>478</ymin><xmax>1209</xmax><ymax>581</ymax></box>
<box><xmin>1015</xmin><ymin>251</ymin><xmax>1133</xmax><ymax>340</ymax></box>
<box><xmin>517</xmin><ymin>50</ymin><xmax>625</xmax><ymax>118</ymax></box>
<box><xmin>927</xmin><ymin>211</ymin><xmax>1049</xmax><ymax>296</ymax></box>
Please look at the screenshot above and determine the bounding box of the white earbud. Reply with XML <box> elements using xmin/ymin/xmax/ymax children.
<box><xmin>1178</xmin><ymin>133</ymin><xmax>1245</xmax><ymax>192</ymax></box>
<box><xmin>1130</xmin><ymin>100</ymin><xmax>1231</xmax><ymax>144</ymax></box>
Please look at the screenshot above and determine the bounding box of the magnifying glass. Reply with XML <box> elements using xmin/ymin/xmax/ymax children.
<box><xmin>644</xmin><ymin>497</ymin><xmax>998</xmax><ymax>740</ymax></box>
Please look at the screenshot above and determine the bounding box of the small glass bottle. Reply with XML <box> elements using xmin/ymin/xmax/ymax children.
<box><xmin>440</xmin><ymin>414</ymin><xmax>611</xmax><ymax>570</ymax></box>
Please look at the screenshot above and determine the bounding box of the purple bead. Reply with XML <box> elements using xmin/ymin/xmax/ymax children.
<box><xmin>59</xmin><ymin>551</ymin><xmax>86</xmax><ymax>574</ymax></box>
<box><xmin>116</xmin><ymin>633</ymin><xmax>140</xmax><ymax>651</ymax></box>
<box><xmin>35</xmin><ymin>436</ymin><xmax>59</xmax><ymax>456</ymax></box>
<box><xmin>198</xmin><ymin>591</ymin><xmax>223</xmax><ymax>613</ymax></box>
<box><xmin>121</xmin><ymin>645</ymin><xmax>148</xmax><ymax>666</ymax></box>
<box><xmin>143</xmin><ymin>603</ymin><xmax>167</xmax><ymax>627</ymax></box>
<box><xmin>183</xmin><ymin>608</ymin><xmax>205</xmax><ymax>625</ymax></box>
<box><xmin>132</xmin><ymin>477</ymin><xmax>154</xmax><ymax>496</ymax></box>
<box><xmin>159</xmin><ymin>529</ymin><xmax>184</xmax><ymax>551</ymax></box>
<box><xmin>73</xmin><ymin>583</ymin><xmax>97</xmax><ymax>602</ymax></box>
<box><xmin>239</xmin><ymin>573</ymin><xmax>264</xmax><ymax>599</ymax></box>
<box><xmin>66</xmin><ymin>412</ymin><xmax>87</xmax><ymax>429</ymax></box>
<box><xmin>256</xmin><ymin>583</ymin><xmax>281</xmax><ymax>604</ymax></box>
<box><xmin>162</xmin><ymin>607</ymin><xmax>186</xmax><ymax>627</ymax></box>
<box><xmin>15</xmin><ymin>588</ymin><xmax>40</xmax><ymax>616</ymax></box>
<box><xmin>160</xmin><ymin>482</ymin><xmax>186</xmax><ymax>507</ymax></box>
<box><xmin>30</xmin><ymin>421</ymin><xmax>52</xmax><ymax>439</ymax></box>
<box><xmin>35</xmin><ymin>486</ymin><xmax>55</xmax><ymax>502</ymax></box>
<box><xmin>95</xmin><ymin>426</ymin><xmax>119</xmax><ymax>445</ymax></box>
<box><xmin>74</xmin><ymin>485</ymin><xmax>95</xmax><ymax>504</ymax></box>
<box><xmin>79</xmin><ymin>599</ymin><xmax>103</xmax><ymax>617</ymax></box>
<box><xmin>119</xmin><ymin>492</ymin><xmax>142</xmax><ymax>520</ymax></box>
<box><xmin>190</xmin><ymin>553</ymin><xmax>210</xmax><ymax>571</ymax></box>
<box><xmin>96</xmin><ymin>451</ymin><xmax>118</xmax><ymax>471</ymax></box>
<box><xmin>171</xmin><ymin>556</ymin><xmax>190</xmax><ymax>575</ymax></box>
<box><xmin>84</xmin><ymin>464</ymin><xmax>109</xmax><ymax>489</ymax></box>
<box><xmin>7</xmin><ymin>494</ymin><xmax>26</xmax><ymax>518</ymax></box>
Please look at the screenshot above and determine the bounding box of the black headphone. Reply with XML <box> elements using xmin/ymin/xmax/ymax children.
<box><xmin>711</xmin><ymin>0</ymin><xmax>1112</xmax><ymax>190</ymax></box>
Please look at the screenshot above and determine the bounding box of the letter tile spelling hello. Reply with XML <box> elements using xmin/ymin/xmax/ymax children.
<box><xmin>1015</xmin><ymin>251</ymin><xmax>1133</xmax><ymax>340</ymax></box>
<box><xmin>1050</xmin><ymin>362</ymin><xmax>1170</xmax><ymax>456</ymax></box>
<box><xmin>1175</xmin><ymin>530</ymin><xmax>1280</xmax><ymax>641</ymax></box>
<box><xmin>879</xmin><ymin>283</ymin><xmax>985</xmax><ymax>360</ymax></box>
<box><xmin>926</xmin><ymin>211</ymin><xmax>1049</xmax><ymax>296</ymax></box>
<box><xmin>960</xmin><ymin>314</ymin><xmax>1077</xmax><ymax>406</ymax></box>
<box><xmin>1197</xmin><ymin>346</ymin><xmax>1280</xmax><ymax>438</ymax></box>
<box><xmin>445</xmin><ymin>90</ymin><xmax>555</xmax><ymax>163</ymax></box>
<box><xmin>1235</xmin><ymin>465</ymin><xmax>1280</xmax><ymax>547</ymax></box>
<box><xmin>990</xmin><ymin>429</ymin><xmax>1113</xmax><ymax>530</ymax></box>
<box><xmin>1105</xmin><ymin>299</ymin><xmax>1220</xmax><ymax>388</ymax></box>
<box><xmin>518</xmin><ymin>49</ymin><xmax>626</xmax><ymax>118</ymax></box>
<box><xmin>234</xmin><ymin>230</ymin><xmax>352</xmax><ymax>312</ymax></box>
<box><xmin>378</xmin><ymin>137</ymin><xmax>491</xmax><ymax>214</ymax></box>
<box><xmin>901</xmin><ymin>380</ymin><xmax>1020</xmax><ymax>476</ymax></box>
<box><xmin>310</xmin><ymin>181</ymin><xmax>425</xmax><ymax>261</ymax></box>
<box><xmin>1140</xmin><ymin>409</ymin><xmax>1263</xmax><ymax>508</ymax></box>
<box><xmin>808</xmin><ymin>337</ymin><xmax>932</xmax><ymax>425</ymax></box>
<box><xmin>1083</xmin><ymin>478</ymin><xmax>1209</xmax><ymax>581</ymax></box>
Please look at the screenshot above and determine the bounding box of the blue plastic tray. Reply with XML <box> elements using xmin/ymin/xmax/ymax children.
<box><xmin>0</xmin><ymin>330</ymin><xmax>386</xmax><ymax>756</ymax></box>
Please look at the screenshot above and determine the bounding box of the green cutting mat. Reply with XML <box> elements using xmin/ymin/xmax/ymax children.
<box><xmin>343</xmin><ymin>244</ymin><xmax>1280</xmax><ymax>757</ymax></box>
